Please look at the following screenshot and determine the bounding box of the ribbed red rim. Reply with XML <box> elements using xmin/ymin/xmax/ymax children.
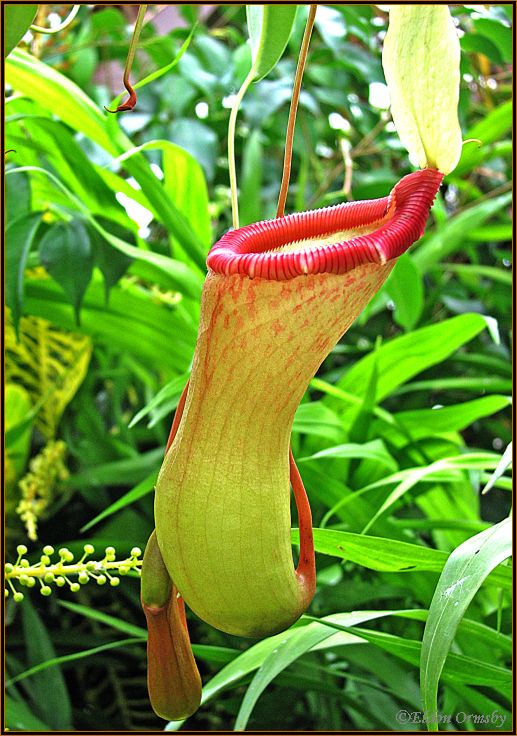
<box><xmin>207</xmin><ymin>168</ymin><xmax>443</xmax><ymax>280</ymax></box>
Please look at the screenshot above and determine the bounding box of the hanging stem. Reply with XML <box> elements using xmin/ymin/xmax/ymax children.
<box><xmin>105</xmin><ymin>5</ymin><xmax>147</xmax><ymax>113</ymax></box>
<box><xmin>228</xmin><ymin>69</ymin><xmax>255</xmax><ymax>230</ymax></box>
<box><xmin>276</xmin><ymin>5</ymin><xmax>317</xmax><ymax>218</ymax></box>
<box><xmin>30</xmin><ymin>4</ymin><xmax>80</xmax><ymax>34</ymax></box>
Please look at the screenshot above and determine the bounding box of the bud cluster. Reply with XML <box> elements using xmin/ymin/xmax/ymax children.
<box><xmin>4</xmin><ymin>543</ymin><xmax>142</xmax><ymax>601</ymax></box>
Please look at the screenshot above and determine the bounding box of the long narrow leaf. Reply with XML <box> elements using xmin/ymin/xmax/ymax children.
<box><xmin>420</xmin><ymin>518</ymin><xmax>512</xmax><ymax>731</ymax></box>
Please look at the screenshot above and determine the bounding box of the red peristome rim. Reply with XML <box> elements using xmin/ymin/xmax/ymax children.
<box><xmin>207</xmin><ymin>168</ymin><xmax>443</xmax><ymax>280</ymax></box>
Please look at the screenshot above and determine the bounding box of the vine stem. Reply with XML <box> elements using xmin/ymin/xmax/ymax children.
<box><xmin>228</xmin><ymin>69</ymin><xmax>255</xmax><ymax>229</ymax></box>
<box><xmin>105</xmin><ymin>5</ymin><xmax>148</xmax><ymax>113</ymax></box>
<box><xmin>30</xmin><ymin>4</ymin><xmax>80</xmax><ymax>34</ymax></box>
<box><xmin>276</xmin><ymin>5</ymin><xmax>317</xmax><ymax>218</ymax></box>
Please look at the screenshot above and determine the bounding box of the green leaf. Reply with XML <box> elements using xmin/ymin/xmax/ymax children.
<box><xmin>5</xmin><ymin>169</ymin><xmax>31</xmax><ymax>221</ymax></box>
<box><xmin>4</xmin><ymin>5</ymin><xmax>37</xmax><ymax>57</ymax></box>
<box><xmin>6</xmin><ymin>49</ymin><xmax>115</xmax><ymax>153</ymax></box>
<box><xmin>291</xmin><ymin>528</ymin><xmax>511</xmax><ymax>589</ymax></box>
<box><xmin>454</xmin><ymin>101</ymin><xmax>512</xmax><ymax>177</ymax></box>
<box><xmin>39</xmin><ymin>219</ymin><xmax>94</xmax><ymax>324</ymax></box>
<box><xmin>57</xmin><ymin>600</ymin><xmax>147</xmax><ymax>638</ymax></box>
<box><xmin>473</xmin><ymin>17</ymin><xmax>512</xmax><ymax>63</ymax></box>
<box><xmin>420</xmin><ymin>518</ymin><xmax>512</xmax><ymax>730</ymax></box>
<box><xmin>247</xmin><ymin>5</ymin><xmax>298</xmax><ymax>81</ymax></box>
<box><xmin>6</xmin><ymin>694</ymin><xmax>51</xmax><ymax>731</ymax></box>
<box><xmin>88</xmin><ymin>219</ymin><xmax>132</xmax><ymax>302</ymax></box>
<box><xmin>293</xmin><ymin>402</ymin><xmax>345</xmax><ymax>442</ymax></box>
<box><xmin>161</xmin><ymin>142</ymin><xmax>212</xmax><ymax>256</ymax></box>
<box><xmin>81</xmin><ymin>469</ymin><xmax>157</xmax><ymax>532</ymax></box>
<box><xmin>297</xmin><ymin>527</ymin><xmax>447</xmax><ymax>573</ymax></box>
<box><xmin>482</xmin><ymin>443</ymin><xmax>512</xmax><ymax>495</ymax></box>
<box><xmin>334</xmin><ymin>314</ymin><xmax>491</xmax><ymax>413</ymax></box>
<box><xmin>24</xmin><ymin>274</ymin><xmax>197</xmax><ymax>373</ymax></box>
<box><xmin>360</xmin><ymin>452</ymin><xmax>505</xmax><ymax>535</ymax></box>
<box><xmin>6</xmin><ymin>53</ymin><xmax>207</xmax><ymax>269</ymax></box>
<box><xmin>69</xmin><ymin>448</ymin><xmax>162</xmax><ymax>489</ymax></box>
<box><xmin>6</xmin><ymin>638</ymin><xmax>145</xmax><ymax>688</ymax></box>
<box><xmin>382</xmin><ymin>6</ymin><xmax>462</xmax><ymax>173</ymax></box>
<box><xmin>6</xmin><ymin>211</ymin><xmax>42</xmax><ymax>333</ymax></box>
<box><xmin>414</xmin><ymin>193</ymin><xmax>512</xmax><ymax>270</ymax></box>
<box><xmin>385</xmin><ymin>253</ymin><xmax>423</xmax><ymax>331</ymax></box>
<box><xmin>129</xmin><ymin>372</ymin><xmax>189</xmax><ymax>429</ymax></box>
<box><xmin>21</xmin><ymin>599</ymin><xmax>73</xmax><ymax>730</ymax></box>
<box><xmin>375</xmin><ymin>395</ymin><xmax>511</xmax><ymax>448</ymax></box>
<box><xmin>319</xmin><ymin>622</ymin><xmax>512</xmax><ymax>698</ymax></box>
<box><xmin>234</xmin><ymin>618</ymin><xmax>361</xmax><ymax>730</ymax></box>
<box><xmin>300</xmin><ymin>439</ymin><xmax>398</xmax><ymax>474</ymax></box>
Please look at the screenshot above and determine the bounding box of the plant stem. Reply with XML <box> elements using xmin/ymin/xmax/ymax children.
<box><xmin>276</xmin><ymin>5</ymin><xmax>317</xmax><ymax>218</ymax></box>
<box><xmin>30</xmin><ymin>4</ymin><xmax>80</xmax><ymax>34</ymax></box>
<box><xmin>105</xmin><ymin>5</ymin><xmax>148</xmax><ymax>113</ymax></box>
<box><xmin>228</xmin><ymin>69</ymin><xmax>255</xmax><ymax>229</ymax></box>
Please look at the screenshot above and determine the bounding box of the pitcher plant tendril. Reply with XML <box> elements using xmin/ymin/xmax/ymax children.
<box><xmin>105</xmin><ymin>5</ymin><xmax>147</xmax><ymax>113</ymax></box>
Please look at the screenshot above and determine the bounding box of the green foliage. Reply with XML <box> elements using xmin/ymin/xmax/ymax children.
<box><xmin>4</xmin><ymin>4</ymin><xmax>512</xmax><ymax>732</ymax></box>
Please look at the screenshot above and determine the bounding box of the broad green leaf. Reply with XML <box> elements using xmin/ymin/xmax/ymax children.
<box><xmin>246</xmin><ymin>5</ymin><xmax>298</xmax><ymax>81</ymax></box>
<box><xmin>6</xmin><ymin>211</ymin><xmax>42</xmax><ymax>333</ymax></box>
<box><xmin>290</xmin><ymin>528</ymin><xmax>511</xmax><ymax>589</ymax></box>
<box><xmin>5</xmin><ymin>53</ymin><xmax>207</xmax><ymax>269</ymax></box>
<box><xmin>6</xmin><ymin>49</ymin><xmax>114</xmax><ymax>153</ymax></box>
<box><xmin>414</xmin><ymin>193</ymin><xmax>512</xmax><ymax>270</ymax></box>
<box><xmin>5</xmin><ymin>384</ymin><xmax>32</xmax><ymax>471</ymax></box>
<box><xmin>161</xmin><ymin>142</ymin><xmax>212</xmax><ymax>256</ymax></box>
<box><xmin>5</xmin><ymin>169</ymin><xmax>30</xmax><ymax>222</ymax></box>
<box><xmin>382</xmin><ymin>6</ymin><xmax>462</xmax><ymax>173</ymax></box>
<box><xmin>421</xmin><ymin>518</ymin><xmax>512</xmax><ymax>730</ymax></box>
<box><xmin>39</xmin><ymin>219</ymin><xmax>94</xmax><ymax>323</ymax></box>
<box><xmin>24</xmin><ymin>274</ymin><xmax>197</xmax><ymax>373</ymax></box>
<box><xmin>88</xmin><ymin>220</ymin><xmax>132</xmax><ymax>302</ymax></box>
<box><xmin>7</xmin><ymin>165</ymin><xmax>203</xmax><ymax>299</ymax></box>
<box><xmin>81</xmin><ymin>469</ymin><xmax>158</xmax><ymax>532</ymax></box>
<box><xmin>334</xmin><ymin>314</ymin><xmax>491</xmax><ymax>414</ymax></box>
<box><xmin>21</xmin><ymin>599</ymin><xmax>73</xmax><ymax>729</ymax></box>
<box><xmin>374</xmin><ymin>395</ymin><xmax>511</xmax><ymax>448</ymax></box>
<box><xmin>4</xmin><ymin>5</ymin><xmax>37</xmax><ymax>57</ymax></box>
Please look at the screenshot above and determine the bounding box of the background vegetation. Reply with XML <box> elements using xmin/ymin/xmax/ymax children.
<box><xmin>5</xmin><ymin>4</ymin><xmax>512</xmax><ymax>731</ymax></box>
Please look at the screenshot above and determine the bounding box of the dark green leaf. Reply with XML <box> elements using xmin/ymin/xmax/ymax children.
<box><xmin>6</xmin><ymin>211</ymin><xmax>42</xmax><ymax>332</ymax></box>
<box><xmin>4</xmin><ymin>5</ymin><xmax>37</xmax><ymax>57</ymax></box>
<box><xmin>39</xmin><ymin>219</ymin><xmax>94</xmax><ymax>324</ymax></box>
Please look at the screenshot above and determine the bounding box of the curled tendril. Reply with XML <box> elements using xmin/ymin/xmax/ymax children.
<box><xmin>104</xmin><ymin>5</ymin><xmax>147</xmax><ymax>115</ymax></box>
<box><xmin>104</xmin><ymin>78</ymin><xmax>137</xmax><ymax>113</ymax></box>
